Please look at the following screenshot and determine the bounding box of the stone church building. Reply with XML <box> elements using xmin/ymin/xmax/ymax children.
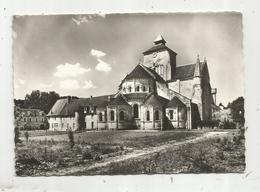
<box><xmin>47</xmin><ymin>35</ymin><xmax>215</xmax><ymax>131</ymax></box>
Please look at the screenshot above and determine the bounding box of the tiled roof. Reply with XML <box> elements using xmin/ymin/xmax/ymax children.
<box><xmin>171</xmin><ymin>62</ymin><xmax>205</xmax><ymax>81</ymax></box>
<box><xmin>123</xmin><ymin>64</ymin><xmax>166</xmax><ymax>84</ymax></box>
<box><xmin>143</xmin><ymin>44</ymin><xmax>177</xmax><ymax>55</ymax></box>
<box><xmin>143</xmin><ymin>65</ymin><xmax>166</xmax><ymax>83</ymax></box>
<box><xmin>124</xmin><ymin>64</ymin><xmax>153</xmax><ymax>80</ymax></box>
<box><xmin>47</xmin><ymin>98</ymin><xmax>68</xmax><ymax>116</ymax></box>
<box><xmin>108</xmin><ymin>95</ymin><xmax>130</xmax><ymax>106</ymax></box>
<box><xmin>166</xmin><ymin>96</ymin><xmax>186</xmax><ymax>108</ymax></box>
<box><xmin>48</xmin><ymin>95</ymin><xmax>114</xmax><ymax>117</ymax></box>
<box><xmin>143</xmin><ymin>93</ymin><xmax>169</xmax><ymax>106</ymax></box>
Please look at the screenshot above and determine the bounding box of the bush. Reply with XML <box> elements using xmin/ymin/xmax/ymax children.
<box><xmin>219</xmin><ymin>120</ymin><xmax>236</xmax><ymax>129</ymax></box>
<box><xmin>197</xmin><ymin>120</ymin><xmax>219</xmax><ymax>128</ymax></box>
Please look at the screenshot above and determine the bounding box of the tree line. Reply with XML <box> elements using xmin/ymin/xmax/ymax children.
<box><xmin>14</xmin><ymin>90</ymin><xmax>60</xmax><ymax>114</ymax></box>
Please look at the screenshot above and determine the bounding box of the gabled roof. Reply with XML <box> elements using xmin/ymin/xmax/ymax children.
<box><xmin>122</xmin><ymin>64</ymin><xmax>166</xmax><ymax>84</ymax></box>
<box><xmin>170</xmin><ymin>62</ymin><xmax>206</xmax><ymax>81</ymax></box>
<box><xmin>143</xmin><ymin>93</ymin><xmax>169</xmax><ymax>106</ymax></box>
<box><xmin>124</xmin><ymin>64</ymin><xmax>153</xmax><ymax>80</ymax></box>
<box><xmin>108</xmin><ymin>95</ymin><xmax>130</xmax><ymax>106</ymax></box>
<box><xmin>48</xmin><ymin>95</ymin><xmax>114</xmax><ymax>117</ymax></box>
<box><xmin>167</xmin><ymin>96</ymin><xmax>186</xmax><ymax>108</ymax></box>
<box><xmin>47</xmin><ymin>98</ymin><xmax>68</xmax><ymax>116</ymax></box>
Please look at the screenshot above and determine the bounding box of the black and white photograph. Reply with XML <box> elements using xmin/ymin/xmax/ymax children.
<box><xmin>13</xmin><ymin>13</ymin><xmax>245</xmax><ymax>176</ymax></box>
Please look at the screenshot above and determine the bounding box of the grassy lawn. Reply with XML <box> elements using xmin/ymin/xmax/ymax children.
<box><xmin>16</xmin><ymin>130</ymin><xmax>203</xmax><ymax>176</ymax></box>
<box><xmin>80</xmin><ymin>130</ymin><xmax>245</xmax><ymax>175</ymax></box>
<box><xmin>21</xmin><ymin>130</ymin><xmax>204</xmax><ymax>149</ymax></box>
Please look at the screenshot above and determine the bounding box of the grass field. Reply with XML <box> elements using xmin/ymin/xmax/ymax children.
<box><xmin>79</xmin><ymin>131</ymin><xmax>245</xmax><ymax>175</ymax></box>
<box><xmin>16</xmin><ymin>130</ymin><xmax>203</xmax><ymax>176</ymax></box>
<box><xmin>21</xmin><ymin>130</ymin><xmax>204</xmax><ymax>149</ymax></box>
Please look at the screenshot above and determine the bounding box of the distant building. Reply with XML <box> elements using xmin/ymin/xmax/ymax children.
<box><xmin>47</xmin><ymin>35</ymin><xmax>216</xmax><ymax>131</ymax></box>
<box><xmin>15</xmin><ymin>107</ymin><xmax>48</xmax><ymax>130</ymax></box>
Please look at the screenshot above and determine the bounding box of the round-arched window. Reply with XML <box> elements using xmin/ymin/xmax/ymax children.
<box><xmin>146</xmin><ymin>111</ymin><xmax>150</xmax><ymax>121</ymax></box>
<box><xmin>119</xmin><ymin>111</ymin><xmax>125</xmax><ymax>121</ymax></box>
<box><xmin>155</xmin><ymin>110</ymin><xmax>160</xmax><ymax>120</ymax></box>
<box><xmin>133</xmin><ymin>104</ymin><xmax>139</xmax><ymax>118</ymax></box>
<box><xmin>110</xmin><ymin>110</ymin><xmax>115</xmax><ymax>121</ymax></box>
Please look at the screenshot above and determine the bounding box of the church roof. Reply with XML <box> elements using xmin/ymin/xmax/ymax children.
<box><xmin>108</xmin><ymin>95</ymin><xmax>130</xmax><ymax>106</ymax></box>
<box><xmin>166</xmin><ymin>96</ymin><xmax>186</xmax><ymax>108</ymax></box>
<box><xmin>154</xmin><ymin>34</ymin><xmax>166</xmax><ymax>45</ymax></box>
<box><xmin>122</xmin><ymin>64</ymin><xmax>166</xmax><ymax>84</ymax></box>
<box><xmin>143</xmin><ymin>93</ymin><xmax>169</xmax><ymax>106</ymax></box>
<box><xmin>170</xmin><ymin>62</ymin><xmax>206</xmax><ymax>81</ymax></box>
<box><xmin>143</xmin><ymin>44</ymin><xmax>177</xmax><ymax>55</ymax></box>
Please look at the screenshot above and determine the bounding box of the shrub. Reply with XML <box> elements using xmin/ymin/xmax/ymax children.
<box><xmin>219</xmin><ymin>120</ymin><xmax>236</xmax><ymax>129</ymax></box>
<box><xmin>197</xmin><ymin>120</ymin><xmax>219</xmax><ymax>128</ymax></box>
<box><xmin>82</xmin><ymin>149</ymin><xmax>93</xmax><ymax>160</ymax></box>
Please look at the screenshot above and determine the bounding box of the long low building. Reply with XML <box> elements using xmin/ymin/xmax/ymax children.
<box><xmin>47</xmin><ymin>35</ymin><xmax>215</xmax><ymax>131</ymax></box>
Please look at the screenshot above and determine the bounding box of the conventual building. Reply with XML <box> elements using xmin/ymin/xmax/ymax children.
<box><xmin>47</xmin><ymin>35</ymin><xmax>215</xmax><ymax>131</ymax></box>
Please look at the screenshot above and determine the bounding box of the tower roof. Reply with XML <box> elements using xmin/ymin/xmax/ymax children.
<box><xmin>154</xmin><ymin>34</ymin><xmax>166</xmax><ymax>45</ymax></box>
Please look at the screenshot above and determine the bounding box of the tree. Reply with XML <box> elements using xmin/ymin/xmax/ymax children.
<box><xmin>23</xmin><ymin>90</ymin><xmax>60</xmax><ymax>114</ymax></box>
<box><xmin>229</xmin><ymin>97</ymin><xmax>245</xmax><ymax>126</ymax></box>
<box><xmin>67</xmin><ymin>130</ymin><xmax>75</xmax><ymax>149</ymax></box>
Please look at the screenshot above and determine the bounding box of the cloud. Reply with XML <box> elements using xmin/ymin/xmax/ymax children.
<box><xmin>90</xmin><ymin>49</ymin><xmax>106</xmax><ymax>58</ymax></box>
<box><xmin>95</xmin><ymin>59</ymin><xmax>112</xmax><ymax>72</ymax></box>
<box><xmin>54</xmin><ymin>63</ymin><xmax>91</xmax><ymax>78</ymax></box>
<box><xmin>83</xmin><ymin>80</ymin><xmax>96</xmax><ymax>89</ymax></box>
<box><xmin>40</xmin><ymin>83</ymin><xmax>53</xmax><ymax>88</ymax></box>
<box><xmin>59</xmin><ymin>79</ymin><xmax>80</xmax><ymax>90</ymax></box>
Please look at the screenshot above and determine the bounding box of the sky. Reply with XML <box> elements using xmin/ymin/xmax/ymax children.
<box><xmin>13</xmin><ymin>13</ymin><xmax>244</xmax><ymax>106</ymax></box>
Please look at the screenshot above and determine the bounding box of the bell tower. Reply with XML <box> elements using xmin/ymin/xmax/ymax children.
<box><xmin>142</xmin><ymin>34</ymin><xmax>177</xmax><ymax>81</ymax></box>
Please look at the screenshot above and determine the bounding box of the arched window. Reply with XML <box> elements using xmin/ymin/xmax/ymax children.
<box><xmin>110</xmin><ymin>110</ymin><xmax>115</xmax><ymax>121</ymax></box>
<box><xmin>169</xmin><ymin>110</ymin><xmax>173</xmax><ymax>120</ymax></box>
<box><xmin>119</xmin><ymin>111</ymin><xmax>125</xmax><ymax>121</ymax></box>
<box><xmin>148</xmin><ymin>86</ymin><xmax>151</xmax><ymax>92</ymax></box>
<box><xmin>142</xmin><ymin>86</ymin><xmax>146</xmax><ymax>92</ymax></box>
<box><xmin>128</xmin><ymin>86</ymin><xmax>132</xmax><ymax>93</ymax></box>
<box><xmin>99</xmin><ymin>112</ymin><xmax>103</xmax><ymax>121</ymax></box>
<box><xmin>155</xmin><ymin>110</ymin><xmax>160</xmax><ymax>120</ymax></box>
<box><xmin>146</xmin><ymin>111</ymin><xmax>150</xmax><ymax>121</ymax></box>
<box><xmin>136</xmin><ymin>85</ymin><xmax>140</xmax><ymax>92</ymax></box>
<box><xmin>133</xmin><ymin>104</ymin><xmax>139</xmax><ymax>118</ymax></box>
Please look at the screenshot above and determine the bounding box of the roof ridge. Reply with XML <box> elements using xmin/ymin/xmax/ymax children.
<box><xmin>139</xmin><ymin>64</ymin><xmax>156</xmax><ymax>79</ymax></box>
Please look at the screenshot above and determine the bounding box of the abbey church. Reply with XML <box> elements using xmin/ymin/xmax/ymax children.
<box><xmin>47</xmin><ymin>35</ymin><xmax>215</xmax><ymax>131</ymax></box>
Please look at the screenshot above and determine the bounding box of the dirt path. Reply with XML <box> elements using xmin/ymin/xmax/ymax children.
<box><xmin>45</xmin><ymin>131</ymin><xmax>228</xmax><ymax>176</ymax></box>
